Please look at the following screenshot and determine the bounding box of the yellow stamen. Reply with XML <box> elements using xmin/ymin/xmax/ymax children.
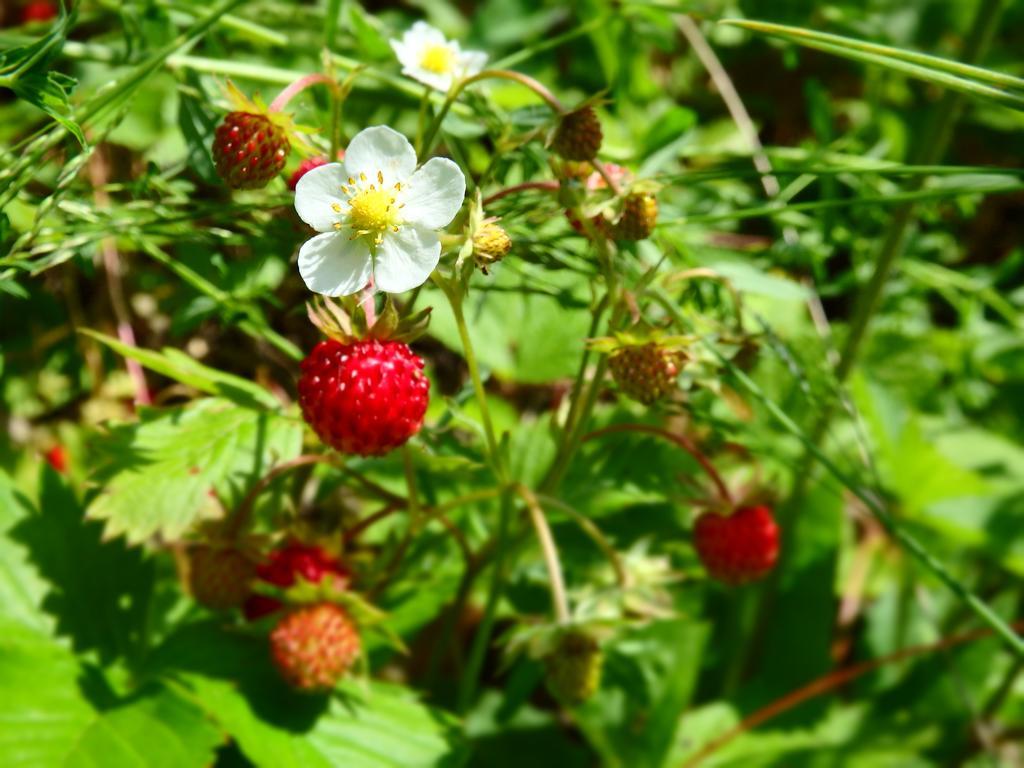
<box><xmin>420</xmin><ymin>43</ymin><xmax>455</xmax><ymax>74</ymax></box>
<box><xmin>347</xmin><ymin>186</ymin><xmax>398</xmax><ymax>241</ymax></box>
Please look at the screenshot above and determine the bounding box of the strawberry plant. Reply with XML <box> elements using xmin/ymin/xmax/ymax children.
<box><xmin>2</xmin><ymin>1</ymin><xmax>1024</xmax><ymax>766</ymax></box>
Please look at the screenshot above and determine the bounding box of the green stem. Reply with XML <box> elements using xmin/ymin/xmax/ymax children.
<box><xmin>837</xmin><ymin>0</ymin><xmax>1004</xmax><ymax>382</ymax></box>
<box><xmin>537</xmin><ymin>493</ymin><xmax>628</xmax><ymax>588</ymax></box>
<box><xmin>519</xmin><ymin>485</ymin><xmax>571</xmax><ymax>624</ymax></box>
<box><xmin>440</xmin><ymin>277</ymin><xmax>503</xmax><ymax>477</ymax></box>
<box><xmin>651</xmin><ymin>287</ymin><xmax>1024</xmax><ymax>658</ymax></box>
<box><xmin>788</xmin><ymin>0</ymin><xmax>1006</xmax><ymax>507</ymax></box>
<box><xmin>457</xmin><ymin>488</ymin><xmax>515</xmax><ymax>712</ymax></box>
<box><xmin>420</xmin><ymin>69</ymin><xmax>564</xmax><ymax>156</ymax></box>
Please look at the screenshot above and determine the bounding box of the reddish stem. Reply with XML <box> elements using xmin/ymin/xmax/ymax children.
<box><xmin>361</xmin><ymin>280</ymin><xmax>377</xmax><ymax>325</ymax></box>
<box><xmin>482</xmin><ymin>180</ymin><xmax>560</xmax><ymax>207</ymax></box>
<box><xmin>681</xmin><ymin>620</ymin><xmax>1024</xmax><ymax>767</ymax></box>
<box><xmin>269</xmin><ymin>73</ymin><xmax>339</xmax><ymax>113</ymax></box>
<box><xmin>582</xmin><ymin>423</ymin><xmax>733</xmax><ymax>506</ymax></box>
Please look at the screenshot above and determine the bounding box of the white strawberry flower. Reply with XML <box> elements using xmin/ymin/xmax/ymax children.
<box><xmin>389</xmin><ymin>21</ymin><xmax>487</xmax><ymax>92</ymax></box>
<box><xmin>294</xmin><ymin>125</ymin><xmax>466</xmax><ymax>296</ymax></box>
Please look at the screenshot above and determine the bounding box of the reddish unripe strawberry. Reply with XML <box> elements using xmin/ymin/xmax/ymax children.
<box><xmin>21</xmin><ymin>1</ymin><xmax>58</xmax><ymax>23</ymax></box>
<box><xmin>243</xmin><ymin>542</ymin><xmax>350</xmax><ymax>621</ymax></box>
<box><xmin>44</xmin><ymin>445</ymin><xmax>68</xmax><ymax>474</ymax></box>
<box><xmin>270</xmin><ymin>602</ymin><xmax>361</xmax><ymax>692</ymax></box>
<box><xmin>188</xmin><ymin>544</ymin><xmax>256</xmax><ymax>610</ymax></box>
<box><xmin>298</xmin><ymin>339</ymin><xmax>429</xmax><ymax>457</ymax></box>
<box><xmin>564</xmin><ymin>162</ymin><xmax>632</xmax><ymax>238</ymax></box>
<box><xmin>608</xmin><ymin>342</ymin><xmax>683</xmax><ymax>404</ymax></box>
<box><xmin>213</xmin><ymin>112</ymin><xmax>289</xmax><ymax>190</ymax></box>
<box><xmin>694</xmin><ymin>505</ymin><xmax>779</xmax><ymax>584</ymax></box>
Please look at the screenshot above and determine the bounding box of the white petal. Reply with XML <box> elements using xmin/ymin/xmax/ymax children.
<box><xmin>408</xmin><ymin>21</ymin><xmax>447</xmax><ymax>46</ymax></box>
<box><xmin>294</xmin><ymin>163</ymin><xmax>346</xmax><ymax>233</ymax></box>
<box><xmin>398</xmin><ymin>158</ymin><xmax>466</xmax><ymax>229</ymax></box>
<box><xmin>401</xmin><ymin>67</ymin><xmax>453</xmax><ymax>92</ymax></box>
<box><xmin>458</xmin><ymin>50</ymin><xmax>487</xmax><ymax>78</ymax></box>
<box><xmin>373</xmin><ymin>225</ymin><xmax>441</xmax><ymax>293</ymax></box>
<box><xmin>344</xmin><ymin>126</ymin><xmax>417</xmax><ymax>185</ymax></box>
<box><xmin>297</xmin><ymin>232</ymin><xmax>372</xmax><ymax>297</ymax></box>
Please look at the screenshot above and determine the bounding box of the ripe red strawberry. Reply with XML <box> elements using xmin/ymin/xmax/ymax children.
<box><xmin>608</xmin><ymin>342</ymin><xmax>683</xmax><ymax>404</ymax></box>
<box><xmin>21</xmin><ymin>0</ymin><xmax>58</xmax><ymax>23</ymax></box>
<box><xmin>694</xmin><ymin>505</ymin><xmax>780</xmax><ymax>584</ymax></box>
<box><xmin>188</xmin><ymin>544</ymin><xmax>256</xmax><ymax>610</ymax></box>
<box><xmin>610</xmin><ymin>192</ymin><xmax>658</xmax><ymax>240</ymax></box>
<box><xmin>270</xmin><ymin>602</ymin><xmax>361</xmax><ymax>692</ymax></box>
<box><xmin>44</xmin><ymin>445</ymin><xmax>68</xmax><ymax>474</ymax></box>
<box><xmin>552</xmin><ymin>105</ymin><xmax>602</xmax><ymax>162</ymax></box>
<box><xmin>213</xmin><ymin>111</ymin><xmax>289</xmax><ymax>189</ymax></box>
<box><xmin>287</xmin><ymin>150</ymin><xmax>346</xmax><ymax>191</ymax></box>
<box><xmin>243</xmin><ymin>542</ymin><xmax>350</xmax><ymax>621</ymax></box>
<box><xmin>544</xmin><ymin>630</ymin><xmax>603</xmax><ymax>705</ymax></box>
<box><xmin>298</xmin><ymin>338</ymin><xmax>429</xmax><ymax>457</ymax></box>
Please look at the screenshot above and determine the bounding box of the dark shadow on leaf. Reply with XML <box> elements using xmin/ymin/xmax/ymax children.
<box><xmin>11</xmin><ymin>466</ymin><xmax>154</xmax><ymax>664</ymax></box>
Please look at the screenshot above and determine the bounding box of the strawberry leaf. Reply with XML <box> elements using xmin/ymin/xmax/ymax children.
<box><xmin>87</xmin><ymin>398</ymin><xmax>303</xmax><ymax>544</ymax></box>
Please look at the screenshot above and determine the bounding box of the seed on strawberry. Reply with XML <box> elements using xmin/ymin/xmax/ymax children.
<box><xmin>270</xmin><ymin>602</ymin><xmax>361</xmax><ymax>692</ymax></box>
<box><xmin>298</xmin><ymin>338</ymin><xmax>429</xmax><ymax>457</ymax></box>
<box><xmin>188</xmin><ymin>544</ymin><xmax>256</xmax><ymax>610</ymax></box>
<box><xmin>552</xmin><ymin>105</ymin><xmax>602</xmax><ymax>162</ymax></box>
<box><xmin>213</xmin><ymin>111</ymin><xmax>289</xmax><ymax>190</ymax></box>
<box><xmin>694</xmin><ymin>505</ymin><xmax>780</xmax><ymax>585</ymax></box>
<box><xmin>608</xmin><ymin>342</ymin><xmax>683</xmax><ymax>405</ymax></box>
<box><xmin>473</xmin><ymin>221</ymin><xmax>512</xmax><ymax>273</ymax></box>
<box><xmin>544</xmin><ymin>630</ymin><xmax>603</xmax><ymax>705</ymax></box>
<box><xmin>243</xmin><ymin>541</ymin><xmax>350</xmax><ymax>621</ymax></box>
<box><xmin>610</xmin><ymin>192</ymin><xmax>658</xmax><ymax>241</ymax></box>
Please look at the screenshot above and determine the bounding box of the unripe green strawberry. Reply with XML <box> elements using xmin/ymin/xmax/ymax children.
<box><xmin>544</xmin><ymin>630</ymin><xmax>603</xmax><ymax>705</ymax></box>
<box><xmin>270</xmin><ymin>602</ymin><xmax>361</xmax><ymax>692</ymax></box>
<box><xmin>608</xmin><ymin>342</ymin><xmax>683</xmax><ymax>404</ymax></box>
<box><xmin>188</xmin><ymin>544</ymin><xmax>256</xmax><ymax>610</ymax></box>
<box><xmin>610</xmin><ymin>192</ymin><xmax>658</xmax><ymax>240</ymax></box>
<box><xmin>552</xmin><ymin>105</ymin><xmax>602</xmax><ymax>162</ymax></box>
<box><xmin>473</xmin><ymin>221</ymin><xmax>512</xmax><ymax>273</ymax></box>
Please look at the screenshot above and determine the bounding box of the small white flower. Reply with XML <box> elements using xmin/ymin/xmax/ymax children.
<box><xmin>390</xmin><ymin>21</ymin><xmax>487</xmax><ymax>92</ymax></box>
<box><xmin>294</xmin><ymin>125</ymin><xmax>466</xmax><ymax>296</ymax></box>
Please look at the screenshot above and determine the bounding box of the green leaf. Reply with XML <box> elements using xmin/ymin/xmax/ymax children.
<box><xmin>0</xmin><ymin>7</ymin><xmax>85</xmax><ymax>144</ymax></box>
<box><xmin>66</xmin><ymin>684</ymin><xmax>225</xmax><ymax>768</ymax></box>
<box><xmin>0</xmin><ymin>470</ymin><xmax>53</xmax><ymax>640</ymax></box>
<box><xmin>87</xmin><ymin>398</ymin><xmax>303</xmax><ymax>544</ymax></box>
<box><xmin>149</xmin><ymin>622</ymin><xmax>468</xmax><ymax>768</ymax></box>
<box><xmin>0</xmin><ymin>636</ymin><xmax>96</xmax><ymax>765</ymax></box>
<box><xmin>425</xmin><ymin>274</ymin><xmax>591</xmax><ymax>384</ymax></box>
<box><xmin>0</xmin><ymin>637</ymin><xmax>222</xmax><ymax>768</ymax></box>
<box><xmin>12</xmin><ymin>467</ymin><xmax>155</xmax><ymax>663</ymax></box>
<box><xmin>719</xmin><ymin>19</ymin><xmax>1024</xmax><ymax>112</ymax></box>
<box><xmin>575</xmin><ymin>619</ymin><xmax>708</xmax><ymax>767</ymax></box>
<box><xmin>81</xmin><ymin>329</ymin><xmax>281</xmax><ymax>409</ymax></box>
<box><xmin>176</xmin><ymin>76</ymin><xmax>219</xmax><ymax>185</ymax></box>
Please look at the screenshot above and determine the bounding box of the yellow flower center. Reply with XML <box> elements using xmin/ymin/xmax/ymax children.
<box><xmin>349</xmin><ymin>187</ymin><xmax>395</xmax><ymax>233</ymax></box>
<box><xmin>420</xmin><ymin>43</ymin><xmax>455</xmax><ymax>74</ymax></box>
<box><xmin>338</xmin><ymin>171</ymin><xmax>403</xmax><ymax>246</ymax></box>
